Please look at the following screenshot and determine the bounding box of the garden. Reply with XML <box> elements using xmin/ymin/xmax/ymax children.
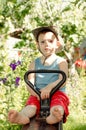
<box><xmin>0</xmin><ymin>0</ymin><xmax>86</xmax><ymax>130</ymax></box>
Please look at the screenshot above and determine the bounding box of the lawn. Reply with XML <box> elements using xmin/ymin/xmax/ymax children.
<box><xmin>63</xmin><ymin>111</ymin><xmax>86</xmax><ymax>130</ymax></box>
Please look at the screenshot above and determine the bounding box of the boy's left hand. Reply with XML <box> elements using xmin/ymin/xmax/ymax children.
<box><xmin>40</xmin><ymin>85</ymin><xmax>52</xmax><ymax>99</ymax></box>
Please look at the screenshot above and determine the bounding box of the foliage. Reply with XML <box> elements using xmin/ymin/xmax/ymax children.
<box><xmin>0</xmin><ymin>39</ymin><xmax>39</xmax><ymax>129</ymax></box>
<box><xmin>0</xmin><ymin>0</ymin><xmax>86</xmax><ymax>48</ymax></box>
<box><xmin>0</xmin><ymin>0</ymin><xmax>86</xmax><ymax>129</ymax></box>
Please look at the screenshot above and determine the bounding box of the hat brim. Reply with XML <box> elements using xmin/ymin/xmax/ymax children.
<box><xmin>32</xmin><ymin>26</ymin><xmax>58</xmax><ymax>42</ymax></box>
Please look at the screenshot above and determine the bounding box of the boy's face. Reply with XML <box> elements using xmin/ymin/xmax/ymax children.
<box><xmin>37</xmin><ymin>32</ymin><xmax>59</xmax><ymax>57</ymax></box>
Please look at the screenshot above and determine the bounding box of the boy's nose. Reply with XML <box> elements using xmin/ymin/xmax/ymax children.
<box><xmin>45</xmin><ymin>40</ymin><xmax>49</xmax><ymax>45</ymax></box>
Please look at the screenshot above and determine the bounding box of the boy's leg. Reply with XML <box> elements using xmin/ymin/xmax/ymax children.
<box><xmin>46</xmin><ymin>105</ymin><xmax>64</xmax><ymax>124</ymax></box>
<box><xmin>46</xmin><ymin>91</ymin><xmax>69</xmax><ymax>124</ymax></box>
<box><xmin>8</xmin><ymin>105</ymin><xmax>37</xmax><ymax>125</ymax></box>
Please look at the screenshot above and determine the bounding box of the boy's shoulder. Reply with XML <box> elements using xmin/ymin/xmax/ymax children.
<box><xmin>56</xmin><ymin>55</ymin><xmax>65</xmax><ymax>60</ymax></box>
<box><xmin>35</xmin><ymin>56</ymin><xmax>42</xmax><ymax>61</ymax></box>
<box><xmin>55</xmin><ymin>55</ymin><xmax>66</xmax><ymax>63</ymax></box>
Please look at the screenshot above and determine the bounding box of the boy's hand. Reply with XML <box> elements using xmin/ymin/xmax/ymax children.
<box><xmin>40</xmin><ymin>85</ymin><xmax>52</xmax><ymax>99</ymax></box>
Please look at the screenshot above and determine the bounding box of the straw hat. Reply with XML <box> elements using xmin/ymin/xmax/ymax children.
<box><xmin>32</xmin><ymin>26</ymin><xmax>65</xmax><ymax>53</ymax></box>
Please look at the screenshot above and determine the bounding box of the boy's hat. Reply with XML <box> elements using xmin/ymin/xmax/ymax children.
<box><xmin>32</xmin><ymin>26</ymin><xmax>64</xmax><ymax>53</ymax></box>
<box><xmin>32</xmin><ymin>26</ymin><xmax>58</xmax><ymax>42</ymax></box>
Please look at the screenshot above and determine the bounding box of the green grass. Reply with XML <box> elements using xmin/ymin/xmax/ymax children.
<box><xmin>63</xmin><ymin>112</ymin><xmax>86</xmax><ymax>130</ymax></box>
<box><xmin>64</xmin><ymin>122</ymin><xmax>86</xmax><ymax>130</ymax></box>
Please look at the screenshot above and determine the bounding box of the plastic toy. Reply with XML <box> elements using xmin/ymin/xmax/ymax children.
<box><xmin>22</xmin><ymin>69</ymin><xmax>66</xmax><ymax>130</ymax></box>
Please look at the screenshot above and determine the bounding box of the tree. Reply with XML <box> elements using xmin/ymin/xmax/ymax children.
<box><xmin>0</xmin><ymin>0</ymin><xmax>86</xmax><ymax>48</ymax></box>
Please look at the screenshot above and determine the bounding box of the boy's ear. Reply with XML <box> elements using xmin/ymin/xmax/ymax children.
<box><xmin>56</xmin><ymin>41</ymin><xmax>61</xmax><ymax>49</ymax></box>
<box><xmin>36</xmin><ymin>42</ymin><xmax>41</xmax><ymax>51</ymax></box>
<box><xmin>57</xmin><ymin>41</ymin><xmax>61</xmax><ymax>47</ymax></box>
<box><xmin>56</xmin><ymin>41</ymin><xmax>63</xmax><ymax>53</ymax></box>
<box><xmin>36</xmin><ymin>42</ymin><xmax>39</xmax><ymax>48</ymax></box>
<box><xmin>56</xmin><ymin>35</ymin><xmax>64</xmax><ymax>53</ymax></box>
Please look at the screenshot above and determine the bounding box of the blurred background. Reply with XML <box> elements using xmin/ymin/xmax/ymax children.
<box><xmin>0</xmin><ymin>0</ymin><xmax>86</xmax><ymax>130</ymax></box>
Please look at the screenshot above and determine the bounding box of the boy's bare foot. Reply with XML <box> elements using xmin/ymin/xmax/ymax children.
<box><xmin>46</xmin><ymin>108</ymin><xmax>63</xmax><ymax>124</ymax></box>
<box><xmin>8</xmin><ymin>110</ymin><xmax>30</xmax><ymax>125</ymax></box>
<box><xmin>53</xmin><ymin>108</ymin><xmax>63</xmax><ymax>121</ymax></box>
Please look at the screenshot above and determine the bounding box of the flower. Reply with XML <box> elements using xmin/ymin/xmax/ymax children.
<box><xmin>0</xmin><ymin>78</ymin><xmax>7</xmax><ymax>84</ymax></box>
<box><xmin>9</xmin><ymin>60</ymin><xmax>21</xmax><ymax>71</ymax></box>
<box><xmin>9</xmin><ymin>63</ymin><xmax>17</xmax><ymax>70</ymax></box>
<box><xmin>15</xmin><ymin>77</ymin><xmax>20</xmax><ymax>86</ymax></box>
<box><xmin>16</xmin><ymin>60</ymin><xmax>21</xmax><ymax>66</ymax></box>
<box><xmin>75</xmin><ymin>58</ymin><xmax>86</xmax><ymax>69</ymax></box>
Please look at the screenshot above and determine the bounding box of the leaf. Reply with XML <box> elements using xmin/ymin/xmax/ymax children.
<box><xmin>13</xmin><ymin>40</ymin><xmax>26</xmax><ymax>49</ymax></box>
<box><xmin>62</xmin><ymin>6</ymin><xmax>71</xmax><ymax>12</ymax></box>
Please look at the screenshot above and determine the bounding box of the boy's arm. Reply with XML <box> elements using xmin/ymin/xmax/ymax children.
<box><xmin>56</xmin><ymin>60</ymin><xmax>68</xmax><ymax>88</ymax></box>
<box><xmin>26</xmin><ymin>61</ymin><xmax>39</xmax><ymax>99</ymax></box>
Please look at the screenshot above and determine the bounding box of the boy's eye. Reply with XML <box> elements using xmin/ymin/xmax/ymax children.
<box><xmin>49</xmin><ymin>40</ymin><xmax>53</xmax><ymax>43</ymax></box>
<box><xmin>41</xmin><ymin>41</ymin><xmax>45</xmax><ymax>44</ymax></box>
<box><xmin>39</xmin><ymin>39</ymin><xmax>53</xmax><ymax>44</ymax></box>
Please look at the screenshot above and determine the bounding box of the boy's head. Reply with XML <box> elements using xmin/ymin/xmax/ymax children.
<box><xmin>32</xmin><ymin>26</ymin><xmax>64</xmax><ymax>53</ymax></box>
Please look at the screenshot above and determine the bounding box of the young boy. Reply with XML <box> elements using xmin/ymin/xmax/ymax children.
<box><xmin>8</xmin><ymin>26</ymin><xmax>69</xmax><ymax>125</ymax></box>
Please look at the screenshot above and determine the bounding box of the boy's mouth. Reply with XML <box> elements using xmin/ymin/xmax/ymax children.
<box><xmin>45</xmin><ymin>47</ymin><xmax>50</xmax><ymax>51</ymax></box>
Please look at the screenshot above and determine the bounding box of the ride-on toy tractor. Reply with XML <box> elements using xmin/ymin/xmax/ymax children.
<box><xmin>22</xmin><ymin>69</ymin><xmax>66</xmax><ymax>130</ymax></box>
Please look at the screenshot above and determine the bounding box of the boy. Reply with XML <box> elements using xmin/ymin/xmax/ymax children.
<box><xmin>8</xmin><ymin>26</ymin><xmax>69</xmax><ymax>125</ymax></box>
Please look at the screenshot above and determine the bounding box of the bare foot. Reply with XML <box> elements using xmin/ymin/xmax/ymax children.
<box><xmin>53</xmin><ymin>108</ymin><xmax>63</xmax><ymax>121</ymax></box>
<box><xmin>8</xmin><ymin>110</ymin><xmax>30</xmax><ymax>125</ymax></box>
<box><xmin>46</xmin><ymin>108</ymin><xmax>63</xmax><ymax>124</ymax></box>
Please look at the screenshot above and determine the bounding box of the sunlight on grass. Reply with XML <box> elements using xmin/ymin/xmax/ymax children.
<box><xmin>64</xmin><ymin>111</ymin><xmax>86</xmax><ymax>130</ymax></box>
<box><xmin>64</xmin><ymin>119</ymin><xmax>86</xmax><ymax>130</ymax></box>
